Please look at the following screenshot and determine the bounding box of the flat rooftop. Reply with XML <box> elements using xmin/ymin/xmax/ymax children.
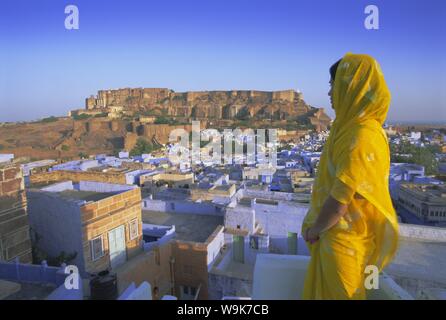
<box><xmin>212</xmin><ymin>185</ymin><xmax>233</xmax><ymax>192</ymax></box>
<box><xmin>142</xmin><ymin>210</ymin><xmax>223</xmax><ymax>243</ymax></box>
<box><xmin>401</xmin><ymin>184</ymin><xmax>446</xmax><ymax>201</ymax></box>
<box><xmin>386</xmin><ymin>237</ymin><xmax>446</xmax><ymax>286</ymax></box>
<box><xmin>31</xmin><ymin>180</ymin><xmax>137</xmax><ymax>203</ymax></box>
<box><xmin>236</xmin><ymin>196</ymin><xmax>310</xmax><ymax>209</ymax></box>
<box><xmin>238</xmin><ymin>197</ymin><xmax>252</xmax><ymax>207</ymax></box>
<box><xmin>154</xmin><ymin>188</ymin><xmax>190</xmax><ymax>201</ymax></box>
<box><xmin>57</xmin><ymin>190</ymin><xmax>113</xmax><ymax>202</ymax></box>
<box><xmin>210</xmin><ymin>246</ymin><xmax>254</xmax><ymax>282</ymax></box>
<box><xmin>403</xmin><ymin>164</ymin><xmax>424</xmax><ymax>170</ymax></box>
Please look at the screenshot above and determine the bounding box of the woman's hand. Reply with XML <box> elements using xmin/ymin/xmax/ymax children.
<box><xmin>304</xmin><ymin>227</ymin><xmax>320</xmax><ymax>244</ymax></box>
<box><xmin>304</xmin><ymin>195</ymin><xmax>349</xmax><ymax>245</ymax></box>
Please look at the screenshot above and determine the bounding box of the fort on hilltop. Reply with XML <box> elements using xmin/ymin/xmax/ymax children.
<box><xmin>80</xmin><ymin>88</ymin><xmax>330</xmax><ymax>125</ymax></box>
<box><xmin>0</xmin><ymin>88</ymin><xmax>332</xmax><ymax>161</ymax></box>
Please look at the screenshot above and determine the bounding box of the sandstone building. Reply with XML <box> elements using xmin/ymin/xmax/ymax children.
<box><xmin>26</xmin><ymin>180</ymin><xmax>143</xmax><ymax>275</ymax></box>
<box><xmin>0</xmin><ymin>162</ymin><xmax>32</xmax><ymax>263</ymax></box>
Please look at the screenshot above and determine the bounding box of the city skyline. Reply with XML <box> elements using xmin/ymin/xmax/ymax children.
<box><xmin>1</xmin><ymin>0</ymin><xmax>445</xmax><ymax>123</ymax></box>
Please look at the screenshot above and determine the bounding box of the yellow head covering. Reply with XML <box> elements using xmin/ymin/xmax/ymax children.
<box><xmin>303</xmin><ymin>52</ymin><xmax>399</xmax><ymax>271</ymax></box>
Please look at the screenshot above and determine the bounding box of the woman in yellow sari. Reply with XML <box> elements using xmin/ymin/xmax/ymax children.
<box><xmin>302</xmin><ymin>53</ymin><xmax>399</xmax><ymax>299</ymax></box>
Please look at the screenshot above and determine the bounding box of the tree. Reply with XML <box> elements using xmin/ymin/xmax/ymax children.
<box><xmin>390</xmin><ymin>141</ymin><xmax>439</xmax><ymax>175</ymax></box>
<box><xmin>411</xmin><ymin>147</ymin><xmax>439</xmax><ymax>175</ymax></box>
<box><xmin>130</xmin><ymin>138</ymin><xmax>160</xmax><ymax>156</ymax></box>
<box><xmin>154</xmin><ymin>116</ymin><xmax>170</xmax><ymax>124</ymax></box>
<box><xmin>94</xmin><ymin>112</ymin><xmax>108</xmax><ymax>118</ymax></box>
<box><xmin>154</xmin><ymin>116</ymin><xmax>181</xmax><ymax>125</ymax></box>
<box><xmin>40</xmin><ymin>116</ymin><xmax>58</xmax><ymax>123</ymax></box>
<box><xmin>72</xmin><ymin>113</ymin><xmax>91</xmax><ymax>120</ymax></box>
<box><xmin>235</xmin><ymin>108</ymin><xmax>250</xmax><ymax>121</ymax></box>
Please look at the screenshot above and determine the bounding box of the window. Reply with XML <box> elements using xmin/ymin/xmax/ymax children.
<box><xmin>182</xmin><ymin>286</ymin><xmax>190</xmax><ymax>295</ymax></box>
<box><xmin>287</xmin><ymin>232</ymin><xmax>298</xmax><ymax>255</ymax></box>
<box><xmin>181</xmin><ymin>285</ymin><xmax>197</xmax><ymax>298</ymax></box>
<box><xmin>249</xmin><ymin>236</ymin><xmax>259</xmax><ymax>250</ymax></box>
<box><xmin>90</xmin><ymin>235</ymin><xmax>104</xmax><ymax>261</ymax></box>
<box><xmin>129</xmin><ymin>219</ymin><xmax>139</xmax><ymax>240</ymax></box>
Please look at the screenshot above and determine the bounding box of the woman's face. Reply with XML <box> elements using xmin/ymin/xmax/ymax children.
<box><xmin>328</xmin><ymin>79</ymin><xmax>334</xmax><ymax>109</ymax></box>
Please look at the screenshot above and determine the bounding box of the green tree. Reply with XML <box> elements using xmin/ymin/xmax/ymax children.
<box><xmin>390</xmin><ymin>141</ymin><xmax>439</xmax><ymax>175</ymax></box>
<box><xmin>235</xmin><ymin>108</ymin><xmax>250</xmax><ymax>121</ymax></box>
<box><xmin>94</xmin><ymin>112</ymin><xmax>108</xmax><ymax>118</ymax></box>
<box><xmin>140</xmin><ymin>110</ymin><xmax>158</xmax><ymax>117</ymax></box>
<box><xmin>154</xmin><ymin>116</ymin><xmax>170</xmax><ymax>124</ymax></box>
<box><xmin>39</xmin><ymin>116</ymin><xmax>58</xmax><ymax>123</ymax></box>
<box><xmin>130</xmin><ymin>138</ymin><xmax>161</xmax><ymax>156</ymax></box>
<box><xmin>154</xmin><ymin>116</ymin><xmax>180</xmax><ymax>125</ymax></box>
<box><xmin>72</xmin><ymin>113</ymin><xmax>91</xmax><ymax>120</ymax></box>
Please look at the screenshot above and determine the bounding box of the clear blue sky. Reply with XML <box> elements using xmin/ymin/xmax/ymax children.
<box><xmin>1</xmin><ymin>0</ymin><xmax>445</xmax><ymax>123</ymax></box>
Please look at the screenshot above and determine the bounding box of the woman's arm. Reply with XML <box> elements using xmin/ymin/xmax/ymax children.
<box><xmin>304</xmin><ymin>195</ymin><xmax>349</xmax><ymax>243</ymax></box>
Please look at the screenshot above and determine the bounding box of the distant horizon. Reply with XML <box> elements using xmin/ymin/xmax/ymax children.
<box><xmin>1</xmin><ymin>84</ymin><xmax>446</xmax><ymax>125</ymax></box>
<box><xmin>1</xmin><ymin>96</ymin><xmax>445</xmax><ymax>127</ymax></box>
<box><xmin>1</xmin><ymin>0</ymin><xmax>445</xmax><ymax>123</ymax></box>
<box><xmin>3</xmin><ymin>85</ymin><xmax>445</xmax><ymax>125</ymax></box>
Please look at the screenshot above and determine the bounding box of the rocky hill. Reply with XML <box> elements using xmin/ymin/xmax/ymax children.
<box><xmin>0</xmin><ymin>88</ymin><xmax>332</xmax><ymax>161</ymax></box>
<box><xmin>84</xmin><ymin>88</ymin><xmax>330</xmax><ymax>123</ymax></box>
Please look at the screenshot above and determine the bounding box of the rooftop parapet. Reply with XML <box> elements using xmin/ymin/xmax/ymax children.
<box><xmin>223</xmin><ymin>254</ymin><xmax>413</xmax><ymax>300</ymax></box>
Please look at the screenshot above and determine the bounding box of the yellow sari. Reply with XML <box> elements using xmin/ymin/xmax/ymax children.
<box><xmin>302</xmin><ymin>53</ymin><xmax>399</xmax><ymax>299</ymax></box>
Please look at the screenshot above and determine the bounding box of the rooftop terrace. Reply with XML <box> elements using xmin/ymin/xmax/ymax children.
<box><xmin>385</xmin><ymin>237</ymin><xmax>446</xmax><ymax>296</ymax></box>
<box><xmin>142</xmin><ymin>210</ymin><xmax>223</xmax><ymax>243</ymax></box>
<box><xmin>56</xmin><ymin>190</ymin><xmax>112</xmax><ymax>202</ymax></box>
<box><xmin>242</xmin><ymin>254</ymin><xmax>414</xmax><ymax>300</ymax></box>
<box><xmin>34</xmin><ymin>180</ymin><xmax>137</xmax><ymax>204</ymax></box>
